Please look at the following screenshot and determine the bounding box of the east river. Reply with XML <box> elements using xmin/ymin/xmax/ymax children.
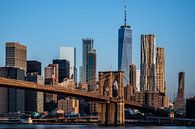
<box><xmin>0</xmin><ymin>124</ymin><xmax>195</xmax><ymax>129</ymax></box>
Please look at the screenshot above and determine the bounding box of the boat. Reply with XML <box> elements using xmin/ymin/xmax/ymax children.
<box><xmin>20</xmin><ymin>117</ymin><xmax>33</xmax><ymax>124</ymax></box>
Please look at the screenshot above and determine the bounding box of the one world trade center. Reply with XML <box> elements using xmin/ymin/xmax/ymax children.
<box><xmin>118</xmin><ymin>2</ymin><xmax>132</xmax><ymax>86</ymax></box>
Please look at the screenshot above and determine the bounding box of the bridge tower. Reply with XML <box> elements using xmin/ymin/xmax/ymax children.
<box><xmin>98</xmin><ymin>71</ymin><xmax>125</xmax><ymax>126</ymax></box>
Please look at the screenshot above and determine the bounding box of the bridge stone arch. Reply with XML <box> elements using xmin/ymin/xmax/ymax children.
<box><xmin>103</xmin><ymin>79</ymin><xmax>109</xmax><ymax>96</ymax></box>
<box><xmin>99</xmin><ymin>71</ymin><xmax>124</xmax><ymax>99</ymax></box>
<box><xmin>112</xmin><ymin>79</ymin><xmax>118</xmax><ymax>98</ymax></box>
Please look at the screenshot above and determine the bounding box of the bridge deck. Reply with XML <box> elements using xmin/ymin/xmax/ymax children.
<box><xmin>0</xmin><ymin>77</ymin><xmax>141</xmax><ymax>108</ymax></box>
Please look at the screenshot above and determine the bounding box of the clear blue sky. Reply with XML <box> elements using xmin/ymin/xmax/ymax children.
<box><xmin>0</xmin><ymin>0</ymin><xmax>195</xmax><ymax>100</ymax></box>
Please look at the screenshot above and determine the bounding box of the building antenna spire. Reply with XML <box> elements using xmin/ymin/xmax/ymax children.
<box><xmin>124</xmin><ymin>0</ymin><xmax>127</xmax><ymax>26</ymax></box>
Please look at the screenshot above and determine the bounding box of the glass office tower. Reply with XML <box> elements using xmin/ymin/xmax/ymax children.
<box><xmin>118</xmin><ymin>25</ymin><xmax>132</xmax><ymax>86</ymax></box>
<box><xmin>82</xmin><ymin>39</ymin><xmax>94</xmax><ymax>83</ymax></box>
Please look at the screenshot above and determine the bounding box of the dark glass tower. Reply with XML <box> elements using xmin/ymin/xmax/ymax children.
<box><xmin>53</xmin><ymin>59</ymin><xmax>70</xmax><ymax>83</ymax></box>
<box><xmin>82</xmin><ymin>39</ymin><xmax>94</xmax><ymax>83</ymax></box>
<box><xmin>27</xmin><ymin>60</ymin><xmax>41</xmax><ymax>75</ymax></box>
<box><xmin>118</xmin><ymin>3</ymin><xmax>132</xmax><ymax>86</ymax></box>
<box><xmin>87</xmin><ymin>49</ymin><xmax>96</xmax><ymax>91</ymax></box>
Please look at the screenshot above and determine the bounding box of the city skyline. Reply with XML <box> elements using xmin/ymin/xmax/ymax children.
<box><xmin>0</xmin><ymin>0</ymin><xmax>195</xmax><ymax>100</ymax></box>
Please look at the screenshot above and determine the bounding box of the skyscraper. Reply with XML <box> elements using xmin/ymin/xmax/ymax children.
<box><xmin>118</xmin><ymin>2</ymin><xmax>132</xmax><ymax>86</ymax></box>
<box><xmin>156</xmin><ymin>47</ymin><xmax>166</xmax><ymax>94</ymax></box>
<box><xmin>140</xmin><ymin>34</ymin><xmax>156</xmax><ymax>92</ymax></box>
<box><xmin>177</xmin><ymin>72</ymin><xmax>185</xmax><ymax>98</ymax></box>
<box><xmin>6</xmin><ymin>42</ymin><xmax>27</xmax><ymax>71</ymax></box>
<box><xmin>81</xmin><ymin>38</ymin><xmax>96</xmax><ymax>91</ymax></box>
<box><xmin>0</xmin><ymin>42</ymin><xmax>27</xmax><ymax>113</ymax></box>
<box><xmin>53</xmin><ymin>59</ymin><xmax>70</xmax><ymax>83</ymax></box>
<box><xmin>60</xmin><ymin>47</ymin><xmax>77</xmax><ymax>81</ymax></box>
<box><xmin>81</xmin><ymin>39</ymin><xmax>94</xmax><ymax>83</ymax></box>
<box><xmin>174</xmin><ymin>71</ymin><xmax>185</xmax><ymax>114</ymax></box>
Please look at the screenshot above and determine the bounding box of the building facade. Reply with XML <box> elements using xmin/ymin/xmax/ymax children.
<box><xmin>87</xmin><ymin>50</ymin><xmax>96</xmax><ymax>91</ymax></box>
<box><xmin>25</xmin><ymin>60</ymin><xmax>43</xmax><ymax>113</ymax></box>
<box><xmin>186</xmin><ymin>96</ymin><xmax>195</xmax><ymax>118</ymax></box>
<box><xmin>27</xmin><ymin>60</ymin><xmax>41</xmax><ymax>75</ymax></box>
<box><xmin>0</xmin><ymin>67</ymin><xmax>25</xmax><ymax>113</ymax></box>
<box><xmin>174</xmin><ymin>71</ymin><xmax>185</xmax><ymax>114</ymax></box>
<box><xmin>6</xmin><ymin>42</ymin><xmax>27</xmax><ymax>71</ymax></box>
<box><xmin>156</xmin><ymin>47</ymin><xmax>166</xmax><ymax>94</ymax></box>
<box><xmin>0</xmin><ymin>42</ymin><xmax>27</xmax><ymax>113</ymax></box>
<box><xmin>58</xmin><ymin>79</ymin><xmax>77</xmax><ymax>112</ymax></box>
<box><xmin>81</xmin><ymin>38</ymin><xmax>96</xmax><ymax>91</ymax></box>
<box><xmin>53</xmin><ymin>59</ymin><xmax>70</xmax><ymax>83</ymax></box>
<box><xmin>44</xmin><ymin>64</ymin><xmax>58</xmax><ymax>85</ymax></box>
<box><xmin>60</xmin><ymin>47</ymin><xmax>77</xmax><ymax>81</ymax></box>
<box><xmin>118</xmin><ymin>25</ymin><xmax>132</xmax><ymax>86</ymax></box>
<box><xmin>79</xmin><ymin>66</ymin><xmax>84</xmax><ymax>83</ymax></box>
<box><xmin>44</xmin><ymin>64</ymin><xmax>59</xmax><ymax>111</ymax></box>
<box><xmin>64</xmin><ymin>98</ymin><xmax>79</xmax><ymax>115</ymax></box>
<box><xmin>140</xmin><ymin>34</ymin><xmax>156</xmax><ymax>92</ymax></box>
<box><xmin>136</xmin><ymin>70</ymin><xmax>140</xmax><ymax>92</ymax></box>
<box><xmin>144</xmin><ymin>91</ymin><xmax>160</xmax><ymax>108</ymax></box>
<box><xmin>129</xmin><ymin>64</ymin><xmax>136</xmax><ymax>86</ymax></box>
<box><xmin>81</xmin><ymin>38</ymin><xmax>94</xmax><ymax>82</ymax></box>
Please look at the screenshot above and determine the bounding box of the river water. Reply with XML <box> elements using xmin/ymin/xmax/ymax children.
<box><xmin>0</xmin><ymin>124</ymin><xmax>194</xmax><ymax>129</ymax></box>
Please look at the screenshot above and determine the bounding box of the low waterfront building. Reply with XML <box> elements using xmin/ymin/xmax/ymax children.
<box><xmin>186</xmin><ymin>96</ymin><xmax>195</xmax><ymax>118</ymax></box>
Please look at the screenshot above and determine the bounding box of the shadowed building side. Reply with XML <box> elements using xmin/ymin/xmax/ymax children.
<box><xmin>0</xmin><ymin>67</ymin><xmax>25</xmax><ymax>113</ymax></box>
<box><xmin>156</xmin><ymin>47</ymin><xmax>166</xmax><ymax>94</ymax></box>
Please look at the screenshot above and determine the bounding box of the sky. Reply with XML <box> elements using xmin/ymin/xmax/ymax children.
<box><xmin>0</xmin><ymin>0</ymin><xmax>195</xmax><ymax>100</ymax></box>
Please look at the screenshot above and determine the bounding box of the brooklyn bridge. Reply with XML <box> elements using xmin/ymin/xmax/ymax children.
<box><xmin>0</xmin><ymin>71</ymin><xmax>162</xmax><ymax>126</ymax></box>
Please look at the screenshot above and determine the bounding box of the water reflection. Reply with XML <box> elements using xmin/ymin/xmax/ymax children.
<box><xmin>0</xmin><ymin>124</ymin><xmax>195</xmax><ymax>129</ymax></box>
